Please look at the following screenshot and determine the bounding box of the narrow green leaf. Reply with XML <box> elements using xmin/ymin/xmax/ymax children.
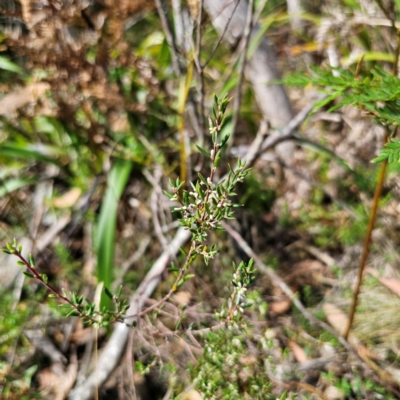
<box><xmin>104</xmin><ymin>286</ymin><xmax>114</xmax><ymax>299</ymax></box>
<box><xmin>96</xmin><ymin>159</ymin><xmax>132</xmax><ymax>309</ymax></box>
<box><xmin>0</xmin><ymin>56</ymin><xmax>23</xmax><ymax>73</ymax></box>
<box><xmin>196</xmin><ymin>144</ymin><xmax>210</xmax><ymax>158</ymax></box>
<box><xmin>385</xmin><ymin>142</ymin><xmax>400</xmax><ymax>149</ymax></box>
<box><xmin>177</xmin><ymin>278</ymin><xmax>185</xmax><ymax>287</ymax></box>
<box><xmin>371</xmin><ymin>154</ymin><xmax>388</xmax><ymax>163</ymax></box>
<box><xmin>28</xmin><ymin>254</ymin><xmax>35</xmax><ymax>267</ymax></box>
<box><xmin>199</xmin><ymin>187</ymin><xmax>205</xmax><ymax>201</ymax></box>
<box><xmin>214</xmin><ymin>94</ymin><xmax>218</xmax><ymax>107</ymax></box>
<box><xmin>0</xmin><ymin>142</ymin><xmax>64</xmax><ymax>167</ymax></box>
<box><xmin>163</xmin><ymin>190</ymin><xmax>174</xmax><ymax>198</ymax></box>
<box><xmin>183</xmin><ymin>191</ymin><xmax>189</xmax><ymax>206</ymax></box>
<box><xmin>198</xmin><ymin>173</ymin><xmax>207</xmax><ymax>185</ymax></box>
<box><xmin>23</xmin><ymin>271</ymin><xmax>35</xmax><ymax>279</ymax></box>
<box><xmin>219</xmin><ymin>134</ymin><xmax>230</xmax><ymax>148</ymax></box>
<box><xmin>67</xmin><ymin>310</ymin><xmax>81</xmax><ymax>317</ymax></box>
<box><xmin>184</xmin><ymin>274</ymin><xmax>195</xmax><ymax>281</ymax></box>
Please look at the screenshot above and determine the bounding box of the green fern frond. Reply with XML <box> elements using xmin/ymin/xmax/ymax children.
<box><xmin>283</xmin><ymin>66</ymin><xmax>400</xmax><ymax>126</ymax></box>
<box><xmin>371</xmin><ymin>139</ymin><xmax>400</xmax><ymax>163</ymax></box>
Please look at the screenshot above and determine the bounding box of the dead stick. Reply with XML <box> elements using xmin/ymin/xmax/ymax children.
<box><xmin>343</xmin><ymin>158</ymin><xmax>387</xmax><ymax>340</ymax></box>
<box><xmin>344</xmin><ymin>2</ymin><xmax>400</xmax><ymax>338</ymax></box>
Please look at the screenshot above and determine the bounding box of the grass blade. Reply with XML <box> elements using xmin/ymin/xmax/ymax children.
<box><xmin>95</xmin><ymin>159</ymin><xmax>132</xmax><ymax>308</ymax></box>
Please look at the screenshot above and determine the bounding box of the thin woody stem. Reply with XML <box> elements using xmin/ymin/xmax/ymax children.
<box><xmin>139</xmin><ymin>242</ymin><xmax>196</xmax><ymax>317</ymax></box>
<box><xmin>12</xmin><ymin>249</ymin><xmax>124</xmax><ymax>325</ymax></box>
<box><xmin>14</xmin><ymin>251</ymin><xmax>74</xmax><ymax>304</ymax></box>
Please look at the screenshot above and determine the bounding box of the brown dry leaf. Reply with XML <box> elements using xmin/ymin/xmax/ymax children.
<box><xmin>20</xmin><ymin>0</ymin><xmax>31</xmax><ymax>25</ymax></box>
<box><xmin>323</xmin><ymin>303</ymin><xmax>349</xmax><ymax>337</ymax></box>
<box><xmin>239</xmin><ymin>355</ymin><xmax>258</xmax><ymax>365</ymax></box>
<box><xmin>286</xmin><ymin>259</ymin><xmax>328</xmax><ymax>285</ymax></box>
<box><xmin>53</xmin><ymin>355</ymin><xmax>78</xmax><ymax>400</ymax></box>
<box><xmin>323</xmin><ymin>305</ymin><xmax>377</xmax><ymax>359</ymax></box>
<box><xmin>269</xmin><ymin>297</ymin><xmax>291</xmax><ymax>314</ymax></box>
<box><xmin>38</xmin><ymin>367</ymin><xmax>60</xmax><ymax>395</ymax></box>
<box><xmin>187</xmin><ymin>0</ymin><xmax>200</xmax><ymax>20</ymax></box>
<box><xmin>367</xmin><ymin>268</ymin><xmax>400</xmax><ymax>297</ymax></box>
<box><xmin>52</xmin><ymin>187</ymin><xmax>82</xmax><ymax>208</ymax></box>
<box><xmin>288</xmin><ymin>339</ymin><xmax>308</xmax><ymax>363</ymax></box>
<box><xmin>69</xmin><ymin>327</ymin><xmax>106</xmax><ymax>345</ymax></box>
<box><xmin>38</xmin><ymin>357</ymin><xmax>78</xmax><ymax>400</ymax></box>
<box><xmin>173</xmin><ymin>290</ymin><xmax>191</xmax><ymax>307</ymax></box>
<box><xmin>323</xmin><ymin>304</ymin><xmax>395</xmax><ymax>384</ymax></box>
<box><xmin>357</xmin><ymin>343</ymin><xmax>381</xmax><ymax>361</ymax></box>
<box><xmin>378</xmin><ymin>277</ymin><xmax>400</xmax><ymax>297</ymax></box>
<box><xmin>0</xmin><ymin>82</ymin><xmax>51</xmax><ymax>116</ymax></box>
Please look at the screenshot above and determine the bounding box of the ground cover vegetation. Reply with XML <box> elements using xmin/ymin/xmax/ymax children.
<box><xmin>2</xmin><ymin>0</ymin><xmax>400</xmax><ymax>399</ymax></box>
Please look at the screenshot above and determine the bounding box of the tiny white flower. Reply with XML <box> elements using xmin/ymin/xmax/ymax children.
<box><xmin>232</xmin><ymin>338</ymin><xmax>241</xmax><ymax>347</ymax></box>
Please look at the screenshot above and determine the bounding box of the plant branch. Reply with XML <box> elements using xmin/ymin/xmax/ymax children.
<box><xmin>7</xmin><ymin>246</ymin><xmax>105</xmax><ymax>325</ymax></box>
<box><xmin>344</xmin><ymin>1</ymin><xmax>400</xmax><ymax>338</ymax></box>
<box><xmin>343</xmin><ymin>149</ymin><xmax>388</xmax><ymax>340</ymax></box>
<box><xmin>138</xmin><ymin>242</ymin><xmax>196</xmax><ymax>317</ymax></box>
<box><xmin>68</xmin><ymin>227</ymin><xmax>192</xmax><ymax>400</ymax></box>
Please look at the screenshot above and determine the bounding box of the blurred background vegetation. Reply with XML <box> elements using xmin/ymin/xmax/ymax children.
<box><xmin>2</xmin><ymin>0</ymin><xmax>400</xmax><ymax>399</ymax></box>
